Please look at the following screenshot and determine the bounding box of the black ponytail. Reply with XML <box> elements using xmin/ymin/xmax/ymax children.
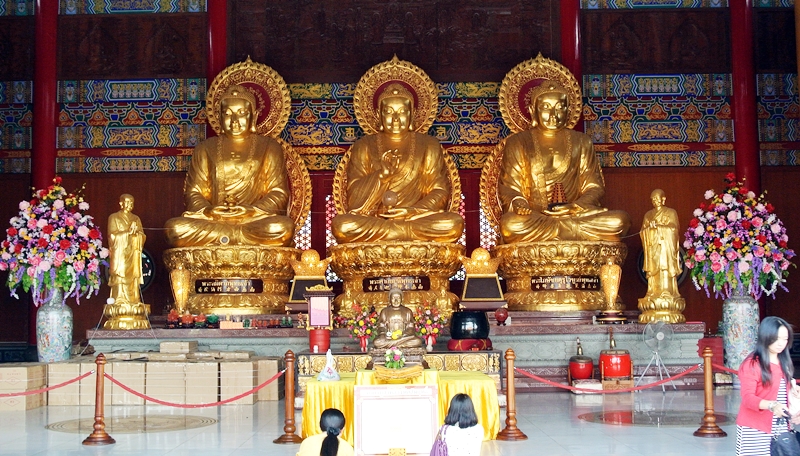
<box><xmin>319</xmin><ymin>408</ymin><xmax>345</xmax><ymax>456</ymax></box>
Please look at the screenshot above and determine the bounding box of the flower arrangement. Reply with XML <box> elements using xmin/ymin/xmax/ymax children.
<box><xmin>413</xmin><ymin>302</ymin><xmax>447</xmax><ymax>337</ymax></box>
<box><xmin>0</xmin><ymin>177</ymin><xmax>109</xmax><ymax>306</ymax></box>
<box><xmin>344</xmin><ymin>304</ymin><xmax>379</xmax><ymax>340</ymax></box>
<box><xmin>384</xmin><ymin>346</ymin><xmax>405</xmax><ymax>369</ymax></box>
<box><xmin>684</xmin><ymin>173</ymin><xmax>795</xmax><ymax>300</ymax></box>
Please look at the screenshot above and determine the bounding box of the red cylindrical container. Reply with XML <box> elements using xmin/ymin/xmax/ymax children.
<box><xmin>569</xmin><ymin>355</ymin><xmax>594</xmax><ymax>380</ymax></box>
<box><xmin>599</xmin><ymin>349</ymin><xmax>632</xmax><ymax>379</ymax></box>
<box><xmin>308</xmin><ymin>328</ymin><xmax>331</xmax><ymax>353</ymax></box>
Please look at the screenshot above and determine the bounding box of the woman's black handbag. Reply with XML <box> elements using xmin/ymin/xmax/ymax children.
<box><xmin>771</xmin><ymin>418</ymin><xmax>800</xmax><ymax>456</ymax></box>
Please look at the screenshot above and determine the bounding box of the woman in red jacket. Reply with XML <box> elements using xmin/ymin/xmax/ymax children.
<box><xmin>736</xmin><ymin>316</ymin><xmax>798</xmax><ymax>456</ymax></box>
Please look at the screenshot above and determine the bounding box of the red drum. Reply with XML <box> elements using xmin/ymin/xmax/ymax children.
<box><xmin>599</xmin><ymin>349</ymin><xmax>632</xmax><ymax>379</ymax></box>
<box><xmin>308</xmin><ymin>328</ymin><xmax>331</xmax><ymax>353</ymax></box>
<box><xmin>569</xmin><ymin>355</ymin><xmax>594</xmax><ymax>381</ymax></box>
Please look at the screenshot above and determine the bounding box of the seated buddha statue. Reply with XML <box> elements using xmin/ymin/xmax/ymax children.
<box><xmin>373</xmin><ymin>288</ymin><xmax>423</xmax><ymax>349</ymax></box>
<box><xmin>165</xmin><ymin>84</ymin><xmax>294</xmax><ymax>247</ymax></box>
<box><xmin>331</xmin><ymin>83</ymin><xmax>464</xmax><ymax>243</ymax></box>
<box><xmin>498</xmin><ymin>81</ymin><xmax>630</xmax><ymax>243</ymax></box>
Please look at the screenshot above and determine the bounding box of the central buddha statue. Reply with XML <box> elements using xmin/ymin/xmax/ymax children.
<box><xmin>165</xmin><ymin>84</ymin><xmax>294</xmax><ymax>247</ymax></box>
<box><xmin>498</xmin><ymin>81</ymin><xmax>630</xmax><ymax>243</ymax></box>
<box><xmin>373</xmin><ymin>288</ymin><xmax>423</xmax><ymax>349</ymax></box>
<box><xmin>331</xmin><ymin>83</ymin><xmax>464</xmax><ymax>243</ymax></box>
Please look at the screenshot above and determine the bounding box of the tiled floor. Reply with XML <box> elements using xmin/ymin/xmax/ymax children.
<box><xmin>0</xmin><ymin>389</ymin><xmax>738</xmax><ymax>456</ymax></box>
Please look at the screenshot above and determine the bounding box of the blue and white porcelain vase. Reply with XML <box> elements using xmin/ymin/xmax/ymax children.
<box><xmin>722</xmin><ymin>292</ymin><xmax>759</xmax><ymax>384</ymax></box>
<box><xmin>36</xmin><ymin>288</ymin><xmax>73</xmax><ymax>363</ymax></box>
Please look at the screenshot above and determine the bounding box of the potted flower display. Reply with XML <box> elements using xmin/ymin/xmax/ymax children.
<box><xmin>344</xmin><ymin>304</ymin><xmax>378</xmax><ymax>352</ymax></box>
<box><xmin>683</xmin><ymin>173</ymin><xmax>795</xmax><ymax>372</ymax></box>
<box><xmin>413</xmin><ymin>302</ymin><xmax>447</xmax><ymax>351</ymax></box>
<box><xmin>0</xmin><ymin>177</ymin><xmax>108</xmax><ymax>362</ymax></box>
<box><xmin>384</xmin><ymin>346</ymin><xmax>405</xmax><ymax>369</ymax></box>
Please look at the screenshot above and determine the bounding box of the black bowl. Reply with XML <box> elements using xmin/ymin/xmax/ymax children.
<box><xmin>449</xmin><ymin>311</ymin><xmax>490</xmax><ymax>339</ymax></box>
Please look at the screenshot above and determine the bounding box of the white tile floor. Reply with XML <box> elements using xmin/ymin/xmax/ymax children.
<box><xmin>0</xmin><ymin>389</ymin><xmax>739</xmax><ymax>456</ymax></box>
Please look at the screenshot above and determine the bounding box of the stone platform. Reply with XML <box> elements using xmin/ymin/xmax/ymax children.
<box><xmin>86</xmin><ymin>311</ymin><xmax>708</xmax><ymax>393</ymax></box>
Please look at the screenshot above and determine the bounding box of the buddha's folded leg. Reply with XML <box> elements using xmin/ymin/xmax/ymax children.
<box><xmin>332</xmin><ymin>213</ymin><xmax>464</xmax><ymax>243</ymax></box>
<box><xmin>165</xmin><ymin>216</ymin><xmax>237</xmax><ymax>247</ymax></box>
<box><xmin>239</xmin><ymin>215</ymin><xmax>295</xmax><ymax>246</ymax></box>
<box><xmin>500</xmin><ymin>212</ymin><xmax>560</xmax><ymax>243</ymax></box>
<box><xmin>573</xmin><ymin>210</ymin><xmax>631</xmax><ymax>241</ymax></box>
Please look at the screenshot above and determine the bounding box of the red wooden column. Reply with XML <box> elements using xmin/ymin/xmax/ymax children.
<box><xmin>459</xmin><ymin>170</ymin><xmax>481</xmax><ymax>254</ymax></box>
<box><xmin>32</xmin><ymin>0</ymin><xmax>58</xmax><ymax>189</ymax></box>
<box><xmin>730</xmin><ymin>0</ymin><xmax>761</xmax><ymax>192</ymax></box>
<box><xmin>30</xmin><ymin>0</ymin><xmax>59</xmax><ymax>346</ymax></box>
<box><xmin>206</xmin><ymin>0</ymin><xmax>227</xmax><ymax>138</ymax></box>
<box><xmin>560</xmin><ymin>0</ymin><xmax>583</xmax><ymax>133</ymax></box>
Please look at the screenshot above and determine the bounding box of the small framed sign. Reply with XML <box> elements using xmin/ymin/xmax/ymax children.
<box><xmin>305</xmin><ymin>284</ymin><xmax>334</xmax><ymax>329</ymax></box>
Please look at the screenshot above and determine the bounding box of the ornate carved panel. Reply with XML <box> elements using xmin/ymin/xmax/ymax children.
<box><xmin>0</xmin><ymin>17</ymin><xmax>34</xmax><ymax>80</ymax></box>
<box><xmin>582</xmin><ymin>10</ymin><xmax>730</xmax><ymax>74</ymax></box>
<box><xmin>755</xmin><ymin>9</ymin><xmax>796</xmax><ymax>73</ymax></box>
<box><xmin>58</xmin><ymin>14</ymin><xmax>206</xmax><ymax>80</ymax></box>
<box><xmin>228</xmin><ymin>0</ymin><xmax>560</xmax><ymax>82</ymax></box>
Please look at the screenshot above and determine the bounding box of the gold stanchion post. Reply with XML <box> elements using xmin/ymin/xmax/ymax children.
<box><xmin>274</xmin><ymin>350</ymin><xmax>303</xmax><ymax>444</ymax></box>
<box><xmin>496</xmin><ymin>348</ymin><xmax>527</xmax><ymax>440</ymax></box>
<box><xmin>82</xmin><ymin>353</ymin><xmax>116</xmax><ymax>445</ymax></box>
<box><xmin>694</xmin><ymin>346</ymin><xmax>727</xmax><ymax>437</ymax></box>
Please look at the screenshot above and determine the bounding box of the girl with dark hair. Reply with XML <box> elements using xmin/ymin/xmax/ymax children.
<box><xmin>735</xmin><ymin>316</ymin><xmax>800</xmax><ymax>456</ymax></box>
<box><xmin>441</xmin><ymin>393</ymin><xmax>483</xmax><ymax>456</ymax></box>
<box><xmin>297</xmin><ymin>408</ymin><xmax>354</xmax><ymax>456</ymax></box>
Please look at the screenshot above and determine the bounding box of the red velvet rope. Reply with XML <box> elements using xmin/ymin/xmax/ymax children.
<box><xmin>104</xmin><ymin>369</ymin><xmax>285</xmax><ymax>408</ymax></box>
<box><xmin>0</xmin><ymin>370</ymin><xmax>94</xmax><ymax>397</ymax></box>
<box><xmin>711</xmin><ymin>363</ymin><xmax>739</xmax><ymax>375</ymax></box>
<box><xmin>514</xmin><ymin>364</ymin><xmax>701</xmax><ymax>394</ymax></box>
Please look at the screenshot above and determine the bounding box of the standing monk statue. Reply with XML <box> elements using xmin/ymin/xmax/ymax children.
<box><xmin>639</xmin><ymin>189</ymin><xmax>685</xmax><ymax>322</ymax></box>
<box><xmin>108</xmin><ymin>194</ymin><xmax>146</xmax><ymax>306</ymax></box>
<box><xmin>373</xmin><ymin>288</ymin><xmax>423</xmax><ymax>349</ymax></box>
<box><xmin>165</xmin><ymin>84</ymin><xmax>294</xmax><ymax>247</ymax></box>
<box><xmin>641</xmin><ymin>189</ymin><xmax>682</xmax><ymax>298</ymax></box>
<box><xmin>331</xmin><ymin>83</ymin><xmax>464</xmax><ymax>243</ymax></box>
<box><xmin>498</xmin><ymin>81</ymin><xmax>630</xmax><ymax>243</ymax></box>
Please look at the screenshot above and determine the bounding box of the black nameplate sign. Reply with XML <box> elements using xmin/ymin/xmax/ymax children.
<box><xmin>530</xmin><ymin>275</ymin><xmax>600</xmax><ymax>291</ymax></box>
<box><xmin>195</xmin><ymin>278</ymin><xmax>263</xmax><ymax>294</ymax></box>
<box><xmin>362</xmin><ymin>276</ymin><xmax>431</xmax><ymax>292</ymax></box>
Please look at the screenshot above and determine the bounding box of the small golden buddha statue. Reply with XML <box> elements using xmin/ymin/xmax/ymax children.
<box><xmin>639</xmin><ymin>189</ymin><xmax>685</xmax><ymax>323</ymax></box>
<box><xmin>498</xmin><ymin>81</ymin><xmax>630</xmax><ymax>243</ymax></box>
<box><xmin>105</xmin><ymin>194</ymin><xmax>150</xmax><ymax>329</ymax></box>
<box><xmin>164</xmin><ymin>84</ymin><xmax>294</xmax><ymax>247</ymax></box>
<box><xmin>331</xmin><ymin>83</ymin><xmax>464</xmax><ymax>243</ymax></box>
<box><xmin>373</xmin><ymin>288</ymin><xmax>423</xmax><ymax>349</ymax></box>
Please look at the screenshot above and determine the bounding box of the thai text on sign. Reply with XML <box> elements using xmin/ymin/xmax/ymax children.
<box><xmin>530</xmin><ymin>275</ymin><xmax>600</xmax><ymax>290</ymax></box>
<box><xmin>195</xmin><ymin>278</ymin><xmax>263</xmax><ymax>294</ymax></box>
<box><xmin>362</xmin><ymin>276</ymin><xmax>431</xmax><ymax>292</ymax></box>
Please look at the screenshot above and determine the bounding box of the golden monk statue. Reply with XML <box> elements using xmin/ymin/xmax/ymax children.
<box><xmin>498</xmin><ymin>81</ymin><xmax>630</xmax><ymax>243</ymax></box>
<box><xmin>108</xmin><ymin>194</ymin><xmax>146</xmax><ymax>306</ymax></box>
<box><xmin>331</xmin><ymin>83</ymin><xmax>464</xmax><ymax>243</ymax></box>
<box><xmin>373</xmin><ymin>288</ymin><xmax>423</xmax><ymax>349</ymax></box>
<box><xmin>105</xmin><ymin>193</ymin><xmax>150</xmax><ymax>329</ymax></box>
<box><xmin>165</xmin><ymin>85</ymin><xmax>294</xmax><ymax>247</ymax></box>
<box><xmin>641</xmin><ymin>189</ymin><xmax>682</xmax><ymax>296</ymax></box>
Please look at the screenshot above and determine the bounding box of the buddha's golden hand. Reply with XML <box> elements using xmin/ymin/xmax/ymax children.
<box><xmin>204</xmin><ymin>204</ymin><xmax>254</xmax><ymax>219</ymax></box>
<box><xmin>511</xmin><ymin>199</ymin><xmax>533</xmax><ymax>215</ymax></box>
<box><xmin>543</xmin><ymin>203</ymin><xmax>607</xmax><ymax>217</ymax></box>
<box><xmin>379</xmin><ymin>149</ymin><xmax>402</xmax><ymax>179</ymax></box>
<box><xmin>378</xmin><ymin>206</ymin><xmax>425</xmax><ymax>220</ymax></box>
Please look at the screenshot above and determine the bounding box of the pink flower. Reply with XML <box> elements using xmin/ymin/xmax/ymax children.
<box><xmin>29</xmin><ymin>256</ymin><xmax>40</xmax><ymax>267</ymax></box>
<box><xmin>74</xmin><ymin>260</ymin><xmax>85</xmax><ymax>272</ymax></box>
<box><xmin>87</xmin><ymin>261</ymin><xmax>98</xmax><ymax>272</ymax></box>
<box><xmin>77</xmin><ymin>226</ymin><xmax>89</xmax><ymax>237</ymax></box>
<box><xmin>711</xmin><ymin>262</ymin><xmax>722</xmax><ymax>273</ymax></box>
<box><xmin>727</xmin><ymin>210</ymin><xmax>740</xmax><ymax>222</ymax></box>
<box><xmin>781</xmin><ymin>260</ymin><xmax>790</xmax><ymax>270</ymax></box>
<box><xmin>771</xmin><ymin>224</ymin><xmax>781</xmax><ymax>234</ymax></box>
<box><xmin>694</xmin><ymin>225</ymin><xmax>704</xmax><ymax>236</ymax></box>
<box><xmin>18</xmin><ymin>201</ymin><xmax>29</xmax><ymax>210</ymax></box>
<box><xmin>0</xmin><ymin>263</ymin><xmax>5</xmax><ymax>271</ymax></box>
<box><xmin>753</xmin><ymin>246</ymin><xmax>765</xmax><ymax>258</ymax></box>
<box><xmin>39</xmin><ymin>260</ymin><xmax>51</xmax><ymax>272</ymax></box>
<box><xmin>774</xmin><ymin>252</ymin><xmax>784</xmax><ymax>261</ymax></box>
<box><xmin>52</xmin><ymin>199</ymin><xmax>64</xmax><ymax>210</ymax></box>
<box><xmin>722</xmin><ymin>193</ymin><xmax>733</xmax><ymax>204</ymax></box>
<box><xmin>695</xmin><ymin>251</ymin><xmax>707</xmax><ymax>261</ymax></box>
<box><xmin>704</xmin><ymin>190</ymin><xmax>715</xmax><ymax>199</ymax></box>
<box><xmin>710</xmin><ymin>252</ymin><xmax>722</xmax><ymax>262</ymax></box>
<box><xmin>715</xmin><ymin>219</ymin><xmax>727</xmax><ymax>230</ymax></box>
<box><xmin>78</xmin><ymin>202</ymin><xmax>89</xmax><ymax>211</ymax></box>
<box><xmin>26</xmin><ymin>266</ymin><xmax>36</xmax><ymax>277</ymax></box>
<box><xmin>65</xmin><ymin>217</ymin><xmax>75</xmax><ymax>227</ymax></box>
<box><xmin>738</xmin><ymin>261</ymin><xmax>750</xmax><ymax>273</ymax></box>
<box><xmin>752</xmin><ymin>217</ymin><xmax>763</xmax><ymax>228</ymax></box>
<box><xmin>27</xmin><ymin>219</ymin><xmax>37</xmax><ymax>229</ymax></box>
<box><xmin>725</xmin><ymin>250</ymin><xmax>738</xmax><ymax>261</ymax></box>
<box><xmin>763</xmin><ymin>263</ymin><xmax>773</xmax><ymax>274</ymax></box>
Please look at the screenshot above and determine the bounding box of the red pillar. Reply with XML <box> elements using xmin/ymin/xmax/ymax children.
<box><xmin>459</xmin><ymin>170</ymin><xmax>481</xmax><ymax>254</ymax></box>
<box><xmin>560</xmin><ymin>0</ymin><xmax>583</xmax><ymax>133</ymax></box>
<box><xmin>32</xmin><ymin>0</ymin><xmax>58</xmax><ymax>189</ymax></box>
<box><xmin>206</xmin><ymin>0</ymin><xmax>227</xmax><ymax>138</ymax></box>
<box><xmin>730</xmin><ymin>0</ymin><xmax>761</xmax><ymax>192</ymax></box>
<box><xmin>30</xmin><ymin>0</ymin><xmax>59</xmax><ymax>346</ymax></box>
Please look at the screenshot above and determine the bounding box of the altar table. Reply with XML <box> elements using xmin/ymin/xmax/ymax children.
<box><xmin>301</xmin><ymin>370</ymin><xmax>500</xmax><ymax>444</ymax></box>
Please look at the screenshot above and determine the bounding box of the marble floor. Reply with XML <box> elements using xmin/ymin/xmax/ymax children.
<box><xmin>0</xmin><ymin>389</ymin><xmax>739</xmax><ymax>456</ymax></box>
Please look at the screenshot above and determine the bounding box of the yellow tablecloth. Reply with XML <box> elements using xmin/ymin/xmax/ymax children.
<box><xmin>301</xmin><ymin>370</ymin><xmax>500</xmax><ymax>444</ymax></box>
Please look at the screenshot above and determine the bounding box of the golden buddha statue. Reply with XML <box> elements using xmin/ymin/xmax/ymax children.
<box><xmin>638</xmin><ymin>189</ymin><xmax>685</xmax><ymax>323</ymax></box>
<box><xmin>328</xmin><ymin>57</ymin><xmax>463</xmax><ymax>316</ymax></box>
<box><xmin>481</xmin><ymin>55</ymin><xmax>629</xmax><ymax>312</ymax></box>
<box><xmin>104</xmin><ymin>194</ymin><xmax>150</xmax><ymax>329</ymax></box>
<box><xmin>373</xmin><ymin>288</ymin><xmax>423</xmax><ymax>349</ymax></box>
<box><xmin>162</xmin><ymin>59</ymin><xmax>311</xmax><ymax>315</ymax></box>
<box><xmin>331</xmin><ymin>83</ymin><xmax>463</xmax><ymax>243</ymax></box>
<box><xmin>498</xmin><ymin>81</ymin><xmax>630</xmax><ymax>243</ymax></box>
<box><xmin>164</xmin><ymin>84</ymin><xmax>294</xmax><ymax>247</ymax></box>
